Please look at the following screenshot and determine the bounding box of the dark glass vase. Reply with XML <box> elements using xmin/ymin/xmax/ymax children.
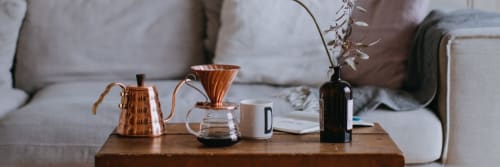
<box><xmin>319</xmin><ymin>66</ymin><xmax>353</xmax><ymax>143</ymax></box>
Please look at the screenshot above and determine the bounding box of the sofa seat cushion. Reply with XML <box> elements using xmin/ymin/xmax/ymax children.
<box><xmin>0</xmin><ymin>81</ymin><xmax>441</xmax><ymax>166</ymax></box>
<box><xmin>359</xmin><ymin>108</ymin><xmax>443</xmax><ymax>164</ymax></box>
<box><xmin>0</xmin><ymin>81</ymin><xmax>294</xmax><ymax>166</ymax></box>
<box><xmin>0</xmin><ymin>88</ymin><xmax>28</xmax><ymax>118</ymax></box>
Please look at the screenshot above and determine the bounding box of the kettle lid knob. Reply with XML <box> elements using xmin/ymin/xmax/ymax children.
<box><xmin>136</xmin><ymin>74</ymin><xmax>145</xmax><ymax>87</ymax></box>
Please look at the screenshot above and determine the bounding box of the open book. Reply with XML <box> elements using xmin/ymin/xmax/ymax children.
<box><xmin>273</xmin><ymin>111</ymin><xmax>374</xmax><ymax>134</ymax></box>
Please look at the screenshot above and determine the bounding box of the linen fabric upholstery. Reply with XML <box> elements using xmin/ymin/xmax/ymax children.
<box><xmin>406</xmin><ymin>163</ymin><xmax>446</xmax><ymax>167</ymax></box>
<box><xmin>411</xmin><ymin>11</ymin><xmax>500</xmax><ymax>166</ymax></box>
<box><xmin>14</xmin><ymin>0</ymin><xmax>205</xmax><ymax>94</ymax></box>
<box><xmin>0</xmin><ymin>88</ymin><xmax>28</xmax><ymax>117</ymax></box>
<box><xmin>211</xmin><ymin>0</ymin><xmax>428</xmax><ymax>89</ymax></box>
<box><xmin>0</xmin><ymin>0</ymin><xmax>26</xmax><ymax>88</ymax></box>
<box><xmin>0</xmin><ymin>81</ymin><xmax>442</xmax><ymax>166</ymax></box>
<box><xmin>0</xmin><ymin>81</ymin><xmax>295</xmax><ymax>166</ymax></box>
<box><xmin>358</xmin><ymin>108</ymin><xmax>442</xmax><ymax>164</ymax></box>
<box><xmin>201</xmin><ymin>0</ymin><xmax>224</xmax><ymax>61</ymax></box>
<box><xmin>215</xmin><ymin>0</ymin><xmax>342</xmax><ymax>86</ymax></box>
<box><xmin>440</xmin><ymin>28</ymin><xmax>500</xmax><ymax>167</ymax></box>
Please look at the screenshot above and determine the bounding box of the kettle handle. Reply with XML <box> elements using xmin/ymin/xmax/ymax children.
<box><xmin>169</xmin><ymin>74</ymin><xmax>208</xmax><ymax>123</ymax></box>
<box><xmin>92</xmin><ymin>82</ymin><xmax>126</xmax><ymax>115</ymax></box>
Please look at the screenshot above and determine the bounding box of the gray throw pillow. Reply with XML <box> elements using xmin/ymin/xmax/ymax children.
<box><xmin>15</xmin><ymin>0</ymin><xmax>205</xmax><ymax>93</ymax></box>
<box><xmin>202</xmin><ymin>0</ymin><xmax>224</xmax><ymax>61</ymax></box>
<box><xmin>215</xmin><ymin>0</ymin><xmax>342</xmax><ymax>86</ymax></box>
<box><xmin>0</xmin><ymin>0</ymin><xmax>26</xmax><ymax>88</ymax></box>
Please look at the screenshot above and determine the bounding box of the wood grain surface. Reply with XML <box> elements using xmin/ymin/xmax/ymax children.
<box><xmin>96</xmin><ymin>123</ymin><xmax>404</xmax><ymax>167</ymax></box>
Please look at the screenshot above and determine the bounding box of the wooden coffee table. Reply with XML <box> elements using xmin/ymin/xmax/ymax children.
<box><xmin>95</xmin><ymin>123</ymin><xmax>404</xmax><ymax>167</ymax></box>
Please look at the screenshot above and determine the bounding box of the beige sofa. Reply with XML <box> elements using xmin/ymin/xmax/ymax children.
<box><xmin>435</xmin><ymin>27</ymin><xmax>500</xmax><ymax>167</ymax></box>
<box><xmin>0</xmin><ymin>0</ymin><xmax>498</xmax><ymax>167</ymax></box>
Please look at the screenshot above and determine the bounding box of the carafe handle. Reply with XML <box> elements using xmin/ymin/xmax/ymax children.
<box><xmin>92</xmin><ymin>82</ymin><xmax>126</xmax><ymax>115</ymax></box>
<box><xmin>170</xmin><ymin>74</ymin><xmax>208</xmax><ymax>123</ymax></box>
<box><xmin>184</xmin><ymin>107</ymin><xmax>200</xmax><ymax>137</ymax></box>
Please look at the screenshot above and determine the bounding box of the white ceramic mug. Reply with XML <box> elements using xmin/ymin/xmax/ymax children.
<box><xmin>239</xmin><ymin>99</ymin><xmax>273</xmax><ymax>139</ymax></box>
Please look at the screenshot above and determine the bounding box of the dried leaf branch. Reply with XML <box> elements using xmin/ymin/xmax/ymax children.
<box><xmin>291</xmin><ymin>0</ymin><xmax>380</xmax><ymax>71</ymax></box>
<box><xmin>326</xmin><ymin>0</ymin><xmax>380</xmax><ymax>70</ymax></box>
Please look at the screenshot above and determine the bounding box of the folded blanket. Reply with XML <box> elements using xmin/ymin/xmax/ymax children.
<box><xmin>283</xmin><ymin>9</ymin><xmax>500</xmax><ymax>115</ymax></box>
<box><xmin>281</xmin><ymin>85</ymin><xmax>419</xmax><ymax>115</ymax></box>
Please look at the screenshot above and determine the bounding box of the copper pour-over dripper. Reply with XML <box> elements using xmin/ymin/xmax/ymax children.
<box><xmin>192</xmin><ymin>64</ymin><xmax>239</xmax><ymax>107</ymax></box>
<box><xmin>171</xmin><ymin>64</ymin><xmax>240</xmax><ymax>111</ymax></box>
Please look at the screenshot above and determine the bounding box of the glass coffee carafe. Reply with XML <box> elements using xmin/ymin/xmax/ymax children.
<box><xmin>186</xmin><ymin>102</ymin><xmax>239</xmax><ymax>146</ymax></box>
<box><xmin>171</xmin><ymin>64</ymin><xmax>241</xmax><ymax>147</ymax></box>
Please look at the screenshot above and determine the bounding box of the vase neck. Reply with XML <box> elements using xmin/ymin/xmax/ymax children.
<box><xmin>331</xmin><ymin>66</ymin><xmax>341</xmax><ymax>81</ymax></box>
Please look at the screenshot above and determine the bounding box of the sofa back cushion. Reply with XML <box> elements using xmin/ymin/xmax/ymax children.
<box><xmin>214</xmin><ymin>0</ymin><xmax>341</xmax><ymax>86</ymax></box>
<box><xmin>209</xmin><ymin>0</ymin><xmax>428</xmax><ymax>89</ymax></box>
<box><xmin>202</xmin><ymin>0</ymin><xmax>223</xmax><ymax>61</ymax></box>
<box><xmin>15</xmin><ymin>0</ymin><xmax>205</xmax><ymax>93</ymax></box>
<box><xmin>0</xmin><ymin>0</ymin><xmax>26</xmax><ymax>88</ymax></box>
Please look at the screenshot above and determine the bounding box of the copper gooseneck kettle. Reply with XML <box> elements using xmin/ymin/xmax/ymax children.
<box><xmin>92</xmin><ymin>74</ymin><xmax>175</xmax><ymax>137</ymax></box>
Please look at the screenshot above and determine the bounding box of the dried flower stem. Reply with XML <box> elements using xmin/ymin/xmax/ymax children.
<box><xmin>291</xmin><ymin>0</ymin><xmax>335</xmax><ymax>68</ymax></box>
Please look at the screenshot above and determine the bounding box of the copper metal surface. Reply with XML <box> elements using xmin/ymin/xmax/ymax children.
<box><xmin>191</xmin><ymin>64</ymin><xmax>240</xmax><ymax>107</ymax></box>
<box><xmin>195</xmin><ymin>102</ymin><xmax>238</xmax><ymax>110</ymax></box>
<box><xmin>170</xmin><ymin>79</ymin><xmax>188</xmax><ymax>119</ymax></box>
<box><xmin>92</xmin><ymin>82</ymin><xmax>126</xmax><ymax>115</ymax></box>
<box><xmin>171</xmin><ymin>64</ymin><xmax>240</xmax><ymax>112</ymax></box>
<box><xmin>93</xmin><ymin>82</ymin><xmax>175</xmax><ymax>137</ymax></box>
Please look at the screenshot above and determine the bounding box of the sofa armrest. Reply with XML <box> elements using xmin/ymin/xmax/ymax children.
<box><xmin>438</xmin><ymin>27</ymin><xmax>500</xmax><ymax>166</ymax></box>
<box><xmin>0</xmin><ymin>89</ymin><xmax>28</xmax><ymax>118</ymax></box>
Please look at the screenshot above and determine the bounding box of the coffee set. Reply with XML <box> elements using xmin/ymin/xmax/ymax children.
<box><xmin>92</xmin><ymin>64</ymin><xmax>273</xmax><ymax>147</ymax></box>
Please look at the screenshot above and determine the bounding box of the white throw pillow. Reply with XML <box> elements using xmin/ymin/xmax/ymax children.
<box><xmin>215</xmin><ymin>0</ymin><xmax>342</xmax><ymax>86</ymax></box>
<box><xmin>0</xmin><ymin>0</ymin><xmax>26</xmax><ymax>88</ymax></box>
<box><xmin>15</xmin><ymin>0</ymin><xmax>205</xmax><ymax>93</ymax></box>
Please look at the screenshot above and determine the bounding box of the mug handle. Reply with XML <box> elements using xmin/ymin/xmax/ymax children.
<box><xmin>264</xmin><ymin>107</ymin><xmax>273</xmax><ymax>134</ymax></box>
<box><xmin>92</xmin><ymin>82</ymin><xmax>126</xmax><ymax>115</ymax></box>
